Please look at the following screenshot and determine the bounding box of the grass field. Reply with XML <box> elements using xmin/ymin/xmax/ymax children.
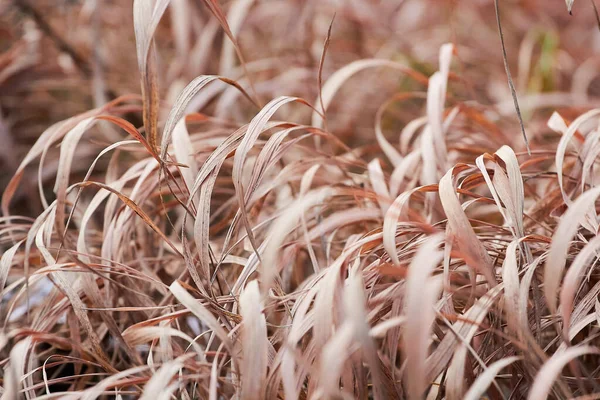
<box><xmin>2</xmin><ymin>0</ymin><xmax>600</xmax><ymax>398</ymax></box>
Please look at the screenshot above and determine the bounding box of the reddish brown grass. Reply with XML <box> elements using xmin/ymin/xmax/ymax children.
<box><xmin>2</xmin><ymin>0</ymin><xmax>600</xmax><ymax>398</ymax></box>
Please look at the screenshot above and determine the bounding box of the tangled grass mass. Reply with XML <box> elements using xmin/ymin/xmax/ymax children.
<box><xmin>3</xmin><ymin>0</ymin><xmax>600</xmax><ymax>398</ymax></box>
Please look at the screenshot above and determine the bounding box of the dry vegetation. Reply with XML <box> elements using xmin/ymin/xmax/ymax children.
<box><xmin>3</xmin><ymin>0</ymin><xmax>600</xmax><ymax>398</ymax></box>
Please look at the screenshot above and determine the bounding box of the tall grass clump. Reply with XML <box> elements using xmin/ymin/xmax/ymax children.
<box><xmin>3</xmin><ymin>0</ymin><xmax>600</xmax><ymax>398</ymax></box>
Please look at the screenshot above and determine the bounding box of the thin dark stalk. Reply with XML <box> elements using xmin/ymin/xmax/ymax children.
<box><xmin>15</xmin><ymin>0</ymin><xmax>118</xmax><ymax>100</ymax></box>
<box><xmin>494</xmin><ymin>0</ymin><xmax>531</xmax><ymax>155</ymax></box>
<box><xmin>15</xmin><ymin>0</ymin><xmax>91</xmax><ymax>77</ymax></box>
<box><xmin>317</xmin><ymin>13</ymin><xmax>336</xmax><ymax>134</ymax></box>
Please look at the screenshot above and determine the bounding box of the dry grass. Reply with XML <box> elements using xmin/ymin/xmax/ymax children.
<box><xmin>2</xmin><ymin>0</ymin><xmax>600</xmax><ymax>398</ymax></box>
